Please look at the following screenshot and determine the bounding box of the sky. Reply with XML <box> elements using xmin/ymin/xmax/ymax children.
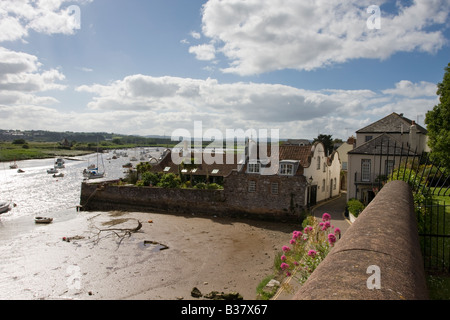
<box><xmin>0</xmin><ymin>0</ymin><xmax>449</xmax><ymax>141</ymax></box>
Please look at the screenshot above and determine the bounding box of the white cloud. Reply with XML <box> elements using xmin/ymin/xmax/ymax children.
<box><xmin>72</xmin><ymin>74</ymin><xmax>438</xmax><ymax>139</ymax></box>
<box><xmin>189</xmin><ymin>43</ymin><xmax>216</xmax><ymax>61</ymax></box>
<box><xmin>0</xmin><ymin>0</ymin><xmax>90</xmax><ymax>43</ymax></box>
<box><xmin>195</xmin><ymin>0</ymin><xmax>450</xmax><ymax>75</ymax></box>
<box><xmin>190</xmin><ymin>31</ymin><xmax>201</xmax><ymax>39</ymax></box>
<box><xmin>382</xmin><ymin>80</ymin><xmax>437</xmax><ymax>98</ymax></box>
<box><xmin>0</xmin><ymin>47</ymin><xmax>67</xmax><ymax>107</ymax></box>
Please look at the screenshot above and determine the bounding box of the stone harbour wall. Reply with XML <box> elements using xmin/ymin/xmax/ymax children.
<box><xmin>80</xmin><ymin>174</ymin><xmax>307</xmax><ymax>222</ymax></box>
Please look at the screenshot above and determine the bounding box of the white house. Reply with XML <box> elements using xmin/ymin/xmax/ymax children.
<box><xmin>347</xmin><ymin>112</ymin><xmax>428</xmax><ymax>204</ymax></box>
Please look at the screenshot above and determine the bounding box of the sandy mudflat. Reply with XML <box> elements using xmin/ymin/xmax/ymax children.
<box><xmin>0</xmin><ymin>210</ymin><xmax>299</xmax><ymax>300</ymax></box>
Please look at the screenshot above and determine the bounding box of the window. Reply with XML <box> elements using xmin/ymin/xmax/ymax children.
<box><xmin>211</xmin><ymin>169</ymin><xmax>219</xmax><ymax>174</ymax></box>
<box><xmin>317</xmin><ymin>156</ymin><xmax>321</xmax><ymax>170</ymax></box>
<box><xmin>342</xmin><ymin>162</ymin><xmax>348</xmax><ymax>170</ymax></box>
<box><xmin>323</xmin><ymin>162</ymin><xmax>326</xmax><ymax>172</ymax></box>
<box><xmin>163</xmin><ymin>167</ymin><xmax>171</xmax><ymax>172</ymax></box>
<box><xmin>322</xmin><ymin>179</ymin><xmax>326</xmax><ymax>192</ymax></box>
<box><xmin>361</xmin><ymin>159</ymin><xmax>371</xmax><ymax>182</ymax></box>
<box><xmin>248</xmin><ymin>181</ymin><xmax>256</xmax><ymax>193</ymax></box>
<box><xmin>334</xmin><ymin>178</ymin><xmax>337</xmax><ymax>190</ymax></box>
<box><xmin>247</xmin><ymin>163</ymin><xmax>260</xmax><ymax>174</ymax></box>
<box><xmin>280</xmin><ymin>163</ymin><xmax>294</xmax><ymax>175</ymax></box>
<box><xmin>385</xmin><ymin>160</ymin><xmax>394</xmax><ymax>176</ymax></box>
<box><xmin>365</xmin><ymin>136</ymin><xmax>373</xmax><ymax>142</ymax></box>
<box><xmin>271</xmin><ymin>183</ymin><xmax>279</xmax><ymax>195</ymax></box>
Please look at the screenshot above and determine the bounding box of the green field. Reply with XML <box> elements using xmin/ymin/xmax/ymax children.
<box><xmin>0</xmin><ymin>142</ymin><xmax>92</xmax><ymax>162</ymax></box>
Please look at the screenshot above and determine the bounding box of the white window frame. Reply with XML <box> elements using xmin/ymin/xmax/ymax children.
<box><xmin>247</xmin><ymin>163</ymin><xmax>261</xmax><ymax>174</ymax></box>
<box><xmin>361</xmin><ymin>159</ymin><xmax>371</xmax><ymax>182</ymax></box>
<box><xmin>279</xmin><ymin>163</ymin><xmax>294</xmax><ymax>176</ymax></box>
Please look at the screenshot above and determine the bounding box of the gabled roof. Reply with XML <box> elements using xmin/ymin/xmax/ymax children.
<box><xmin>356</xmin><ymin>112</ymin><xmax>428</xmax><ymax>134</ymax></box>
<box><xmin>278</xmin><ymin>145</ymin><xmax>312</xmax><ymax>167</ymax></box>
<box><xmin>348</xmin><ymin>133</ymin><xmax>417</xmax><ymax>156</ymax></box>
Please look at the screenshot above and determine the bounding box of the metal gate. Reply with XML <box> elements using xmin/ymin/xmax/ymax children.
<box><xmin>371</xmin><ymin>139</ymin><xmax>450</xmax><ymax>273</ymax></box>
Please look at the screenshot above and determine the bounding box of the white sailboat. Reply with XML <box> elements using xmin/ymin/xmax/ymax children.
<box><xmin>85</xmin><ymin>143</ymin><xmax>105</xmax><ymax>180</ymax></box>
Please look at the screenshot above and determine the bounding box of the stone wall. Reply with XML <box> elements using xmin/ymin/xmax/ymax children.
<box><xmin>293</xmin><ymin>180</ymin><xmax>429</xmax><ymax>300</ymax></box>
<box><xmin>223</xmin><ymin>171</ymin><xmax>306</xmax><ymax>220</ymax></box>
<box><xmin>80</xmin><ymin>172</ymin><xmax>307</xmax><ymax>222</ymax></box>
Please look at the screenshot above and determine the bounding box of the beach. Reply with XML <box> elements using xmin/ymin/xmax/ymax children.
<box><xmin>0</xmin><ymin>209</ymin><xmax>298</xmax><ymax>300</ymax></box>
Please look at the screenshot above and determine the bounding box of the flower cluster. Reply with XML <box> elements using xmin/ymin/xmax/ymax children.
<box><xmin>278</xmin><ymin>213</ymin><xmax>341</xmax><ymax>284</ymax></box>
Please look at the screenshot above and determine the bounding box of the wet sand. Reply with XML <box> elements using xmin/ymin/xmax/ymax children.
<box><xmin>0</xmin><ymin>210</ymin><xmax>298</xmax><ymax>300</ymax></box>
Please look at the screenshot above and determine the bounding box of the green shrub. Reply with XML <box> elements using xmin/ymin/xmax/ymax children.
<box><xmin>141</xmin><ymin>172</ymin><xmax>161</xmax><ymax>186</ymax></box>
<box><xmin>347</xmin><ymin>198</ymin><xmax>365</xmax><ymax>217</ymax></box>
<box><xmin>207</xmin><ymin>183</ymin><xmax>223</xmax><ymax>190</ymax></box>
<box><xmin>194</xmin><ymin>182</ymin><xmax>207</xmax><ymax>189</ymax></box>
<box><xmin>157</xmin><ymin>173</ymin><xmax>181</xmax><ymax>189</ymax></box>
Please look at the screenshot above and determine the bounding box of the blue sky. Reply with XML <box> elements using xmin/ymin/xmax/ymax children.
<box><xmin>0</xmin><ymin>0</ymin><xmax>449</xmax><ymax>140</ymax></box>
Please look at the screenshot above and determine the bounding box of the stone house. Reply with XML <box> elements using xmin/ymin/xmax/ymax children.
<box><xmin>347</xmin><ymin>112</ymin><xmax>429</xmax><ymax>204</ymax></box>
<box><xmin>148</xmin><ymin>139</ymin><xmax>341</xmax><ymax>215</ymax></box>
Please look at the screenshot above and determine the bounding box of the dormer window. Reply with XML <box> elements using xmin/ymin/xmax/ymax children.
<box><xmin>247</xmin><ymin>162</ymin><xmax>261</xmax><ymax>174</ymax></box>
<box><xmin>279</xmin><ymin>163</ymin><xmax>294</xmax><ymax>176</ymax></box>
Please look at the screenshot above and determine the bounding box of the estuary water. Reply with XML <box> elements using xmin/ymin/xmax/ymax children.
<box><xmin>0</xmin><ymin>147</ymin><xmax>297</xmax><ymax>300</ymax></box>
<box><xmin>0</xmin><ymin>148</ymin><xmax>164</xmax><ymax>227</ymax></box>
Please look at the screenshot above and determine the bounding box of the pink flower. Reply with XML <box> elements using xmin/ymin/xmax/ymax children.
<box><xmin>282</xmin><ymin>246</ymin><xmax>290</xmax><ymax>252</ymax></box>
<box><xmin>328</xmin><ymin>234</ymin><xmax>337</xmax><ymax>245</ymax></box>
<box><xmin>308</xmin><ymin>250</ymin><xmax>317</xmax><ymax>257</ymax></box>
<box><xmin>280</xmin><ymin>263</ymin><xmax>289</xmax><ymax>271</ymax></box>
<box><xmin>281</xmin><ymin>255</ymin><xmax>287</xmax><ymax>261</ymax></box>
<box><xmin>289</xmin><ymin>239</ymin><xmax>296</xmax><ymax>245</ymax></box>
<box><xmin>294</xmin><ymin>261</ymin><xmax>299</xmax><ymax>266</ymax></box>
<box><xmin>286</xmin><ymin>271</ymin><xmax>292</xmax><ymax>277</ymax></box>
<box><xmin>322</xmin><ymin>213</ymin><xmax>331</xmax><ymax>222</ymax></box>
<box><xmin>292</xmin><ymin>230</ymin><xmax>302</xmax><ymax>239</ymax></box>
<box><xmin>335</xmin><ymin>228</ymin><xmax>341</xmax><ymax>235</ymax></box>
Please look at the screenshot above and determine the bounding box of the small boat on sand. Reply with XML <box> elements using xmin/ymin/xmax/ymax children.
<box><xmin>0</xmin><ymin>200</ymin><xmax>12</xmax><ymax>214</ymax></box>
<box><xmin>53</xmin><ymin>173</ymin><xmax>64</xmax><ymax>178</ymax></box>
<box><xmin>35</xmin><ymin>216</ymin><xmax>53</xmax><ymax>224</ymax></box>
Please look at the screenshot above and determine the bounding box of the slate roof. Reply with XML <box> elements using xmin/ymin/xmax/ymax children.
<box><xmin>356</xmin><ymin>112</ymin><xmax>428</xmax><ymax>134</ymax></box>
<box><xmin>348</xmin><ymin>133</ymin><xmax>417</xmax><ymax>156</ymax></box>
<box><xmin>150</xmin><ymin>150</ymin><xmax>241</xmax><ymax>177</ymax></box>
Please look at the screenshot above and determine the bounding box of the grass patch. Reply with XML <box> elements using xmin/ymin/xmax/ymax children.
<box><xmin>0</xmin><ymin>142</ymin><xmax>91</xmax><ymax>162</ymax></box>
<box><xmin>427</xmin><ymin>273</ymin><xmax>450</xmax><ymax>300</ymax></box>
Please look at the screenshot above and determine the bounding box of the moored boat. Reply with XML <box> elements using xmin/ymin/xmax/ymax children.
<box><xmin>35</xmin><ymin>216</ymin><xmax>53</xmax><ymax>224</ymax></box>
<box><xmin>0</xmin><ymin>200</ymin><xmax>11</xmax><ymax>214</ymax></box>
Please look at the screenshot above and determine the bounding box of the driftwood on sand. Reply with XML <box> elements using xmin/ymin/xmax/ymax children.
<box><xmin>93</xmin><ymin>219</ymin><xmax>143</xmax><ymax>247</ymax></box>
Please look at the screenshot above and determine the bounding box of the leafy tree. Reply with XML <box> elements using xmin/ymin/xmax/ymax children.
<box><xmin>12</xmin><ymin>139</ymin><xmax>26</xmax><ymax>145</ymax></box>
<box><xmin>313</xmin><ymin>134</ymin><xmax>334</xmax><ymax>155</ymax></box>
<box><xmin>141</xmin><ymin>172</ymin><xmax>160</xmax><ymax>186</ymax></box>
<box><xmin>425</xmin><ymin>62</ymin><xmax>450</xmax><ymax>170</ymax></box>
<box><xmin>157</xmin><ymin>173</ymin><xmax>181</xmax><ymax>189</ymax></box>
